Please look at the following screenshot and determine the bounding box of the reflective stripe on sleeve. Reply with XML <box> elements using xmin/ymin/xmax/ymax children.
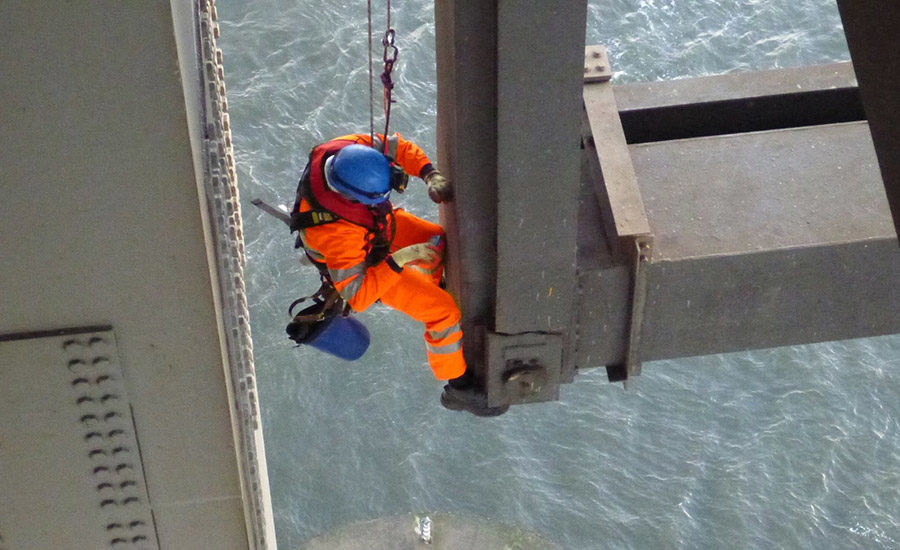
<box><xmin>330</xmin><ymin>264</ymin><xmax>366</xmax><ymax>282</ymax></box>
<box><xmin>372</xmin><ymin>134</ymin><xmax>399</xmax><ymax>159</ymax></box>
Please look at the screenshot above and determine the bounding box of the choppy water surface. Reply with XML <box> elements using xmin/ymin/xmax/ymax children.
<box><xmin>216</xmin><ymin>1</ymin><xmax>899</xmax><ymax>548</ymax></box>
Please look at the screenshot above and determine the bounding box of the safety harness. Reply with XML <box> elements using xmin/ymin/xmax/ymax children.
<box><xmin>281</xmin><ymin>139</ymin><xmax>397</xmax><ymax>344</ymax></box>
<box><xmin>258</xmin><ymin>0</ymin><xmax>401</xmax><ymax>351</ymax></box>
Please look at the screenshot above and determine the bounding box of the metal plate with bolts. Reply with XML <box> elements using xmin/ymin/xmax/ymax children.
<box><xmin>584</xmin><ymin>45</ymin><xmax>612</xmax><ymax>83</ymax></box>
<box><xmin>486</xmin><ymin>332</ymin><xmax>562</xmax><ymax>407</ymax></box>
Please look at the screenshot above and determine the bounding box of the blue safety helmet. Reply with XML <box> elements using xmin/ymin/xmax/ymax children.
<box><xmin>324</xmin><ymin>144</ymin><xmax>391</xmax><ymax>205</ymax></box>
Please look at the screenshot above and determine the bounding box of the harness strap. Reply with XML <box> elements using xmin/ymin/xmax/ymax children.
<box><xmin>284</xmin><ymin>279</ymin><xmax>348</xmax><ymax>345</ymax></box>
<box><xmin>288</xmin><ymin>280</ymin><xmax>343</xmax><ymax>321</ymax></box>
<box><xmin>290</xmin><ymin>209</ymin><xmax>338</xmax><ymax>231</ymax></box>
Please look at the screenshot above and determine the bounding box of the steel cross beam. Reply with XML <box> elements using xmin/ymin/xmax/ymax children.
<box><xmin>576</xmin><ymin>61</ymin><xmax>900</xmax><ymax>371</ymax></box>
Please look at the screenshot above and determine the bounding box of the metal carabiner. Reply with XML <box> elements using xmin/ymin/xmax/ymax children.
<box><xmin>382</xmin><ymin>29</ymin><xmax>398</xmax><ymax>65</ymax></box>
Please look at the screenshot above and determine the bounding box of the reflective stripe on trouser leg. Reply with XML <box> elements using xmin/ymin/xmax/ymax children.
<box><xmin>330</xmin><ymin>263</ymin><xmax>366</xmax><ymax>301</ymax></box>
<box><xmin>425</xmin><ymin>323</ymin><xmax>464</xmax><ymax>380</ymax></box>
<box><xmin>378</xmin><ymin>268</ymin><xmax>466</xmax><ymax>380</ymax></box>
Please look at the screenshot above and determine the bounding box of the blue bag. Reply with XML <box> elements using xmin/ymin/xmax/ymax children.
<box><xmin>285</xmin><ymin>285</ymin><xmax>370</xmax><ymax>360</ymax></box>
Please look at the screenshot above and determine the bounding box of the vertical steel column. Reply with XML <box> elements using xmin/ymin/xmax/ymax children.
<box><xmin>836</xmin><ymin>1</ymin><xmax>900</xmax><ymax>242</ymax></box>
<box><xmin>494</xmin><ymin>2</ymin><xmax>587</xmax><ymax>335</ymax></box>
<box><xmin>436</xmin><ymin>1</ymin><xmax>587</xmax><ymax>404</ymax></box>
<box><xmin>434</xmin><ymin>0</ymin><xmax>499</xmax><ymax>383</ymax></box>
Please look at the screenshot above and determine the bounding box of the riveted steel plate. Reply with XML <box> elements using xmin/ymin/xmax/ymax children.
<box><xmin>0</xmin><ymin>327</ymin><xmax>158</xmax><ymax>550</ymax></box>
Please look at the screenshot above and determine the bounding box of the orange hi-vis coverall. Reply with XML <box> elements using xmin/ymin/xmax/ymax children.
<box><xmin>295</xmin><ymin>133</ymin><xmax>466</xmax><ymax>380</ymax></box>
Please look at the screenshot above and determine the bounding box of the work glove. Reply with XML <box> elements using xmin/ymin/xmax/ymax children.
<box><xmin>423</xmin><ymin>170</ymin><xmax>453</xmax><ymax>203</ymax></box>
<box><xmin>391</xmin><ymin>242</ymin><xmax>440</xmax><ymax>268</ymax></box>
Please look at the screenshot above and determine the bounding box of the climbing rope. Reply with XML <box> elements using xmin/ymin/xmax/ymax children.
<box><xmin>367</xmin><ymin>0</ymin><xmax>398</xmax><ymax>155</ymax></box>
<box><xmin>367</xmin><ymin>0</ymin><xmax>375</xmax><ymax>147</ymax></box>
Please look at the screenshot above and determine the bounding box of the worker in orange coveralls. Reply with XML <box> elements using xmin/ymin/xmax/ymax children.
<box><xmin>289</xmin><ymin>132</ymin><xmax>508</xmax><ymax>416</ymax></box>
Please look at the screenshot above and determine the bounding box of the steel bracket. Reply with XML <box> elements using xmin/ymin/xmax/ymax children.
<box><xmin>625</xmin><ymin>235</ymin><xmax>653</xmax><ymax>378</ymax></box>
<box><xmin>584</xmin><ymin>45</ymin><xmax>612</xmax><ymax>83</ymax></box>
<box><xmin>485</xmin><ymin>332</ymin><xmax>562</xmax><ymax>407</ymax></box>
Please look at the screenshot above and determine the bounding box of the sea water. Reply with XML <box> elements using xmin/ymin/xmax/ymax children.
<box><xmin>215</xmin><ymin>1</ymin><xmax>900</xmax><ymax>548</ymax></box>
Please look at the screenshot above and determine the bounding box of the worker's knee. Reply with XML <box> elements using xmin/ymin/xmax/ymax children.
<box><xmin>381</xmin><ymin>269</ymin><xmax>459</xmax><ymax>323</ymax></box>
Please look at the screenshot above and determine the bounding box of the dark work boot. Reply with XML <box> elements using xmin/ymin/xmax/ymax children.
<box><xmin>440</xmin><ymin>383</ymin><xmax>509</xmax><ymax>417</ymax></box>
<box><xmin>447</xmin><ymin>370</ymin><xmax>474</xmax><ymax>390</ymax></box>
